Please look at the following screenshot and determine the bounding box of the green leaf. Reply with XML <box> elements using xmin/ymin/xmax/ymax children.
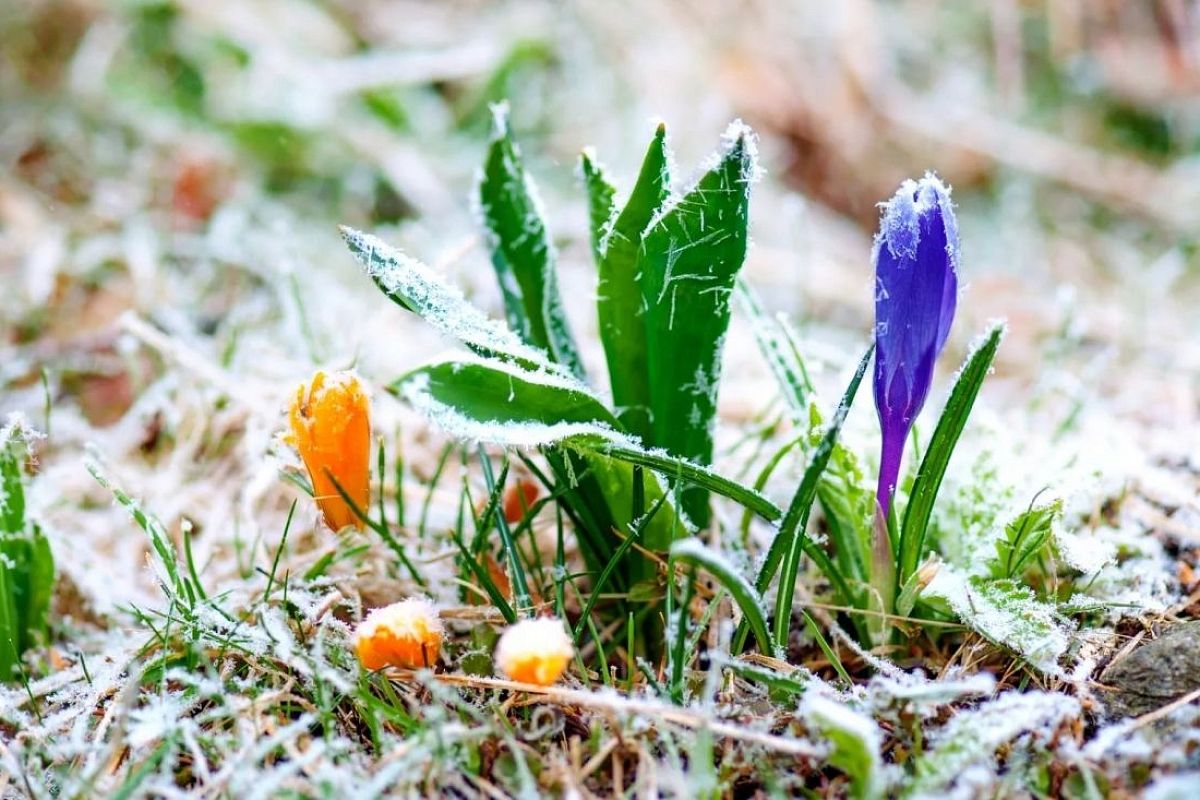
<box><xmin>639</xmin><ymin>125</ymin><xmax>756</xmax><ymax>527</ymax></box>
<box><xmin>669</xmin><ymin>538</ymin><xmax>774</xmax><ymax>659</ymax></box>
<box><xmin>393</xmin><ymin>356</ymin><xmax>782</xmax><ymax>548</ymax></box>
<box><xmin>596</xmin><ymin>124</ymin><xmax>670</xmax><ymax>441</ymax></box>
<box><xmin>0</xmin><ymin>561</ymin><xmax>17</xmax><ymax>680</ymax></box>
<box><xmin>761</xmin><ymin>346</ymin><xmax>873</xmax><ymax>652</ymax></box>
<box><xmin>994</xmin><ymin>498</ymin><xmax>1061</xmax><ymax>580</ymax></box>
<box><xmin>342</xmin><ymin>226</ymin><xmax>558</xmax><ymax>373</ymax></box>
<box><xmin>924</xmin><ymin>569</ymin><xmax>1071</xmax><ymax>674</ymax></box>
<box><xmin>394</xmin><ymin>356</ymin><xmax>621</xmax><ymax>441</ymax></box>
<box><xmin>580</xmin><ymin>149</ymin><xmax>616</xmax><ymax>264</ymax></box>
<box><xmin>898</xmin><ymin>324</ymin><xmax>1005</xmax><ymax>588</ymax></box>
<box><xmin>801</xmin><ymin>694</ymin><xmax>886</xmax><ymax>800</ymax></box>
<box><xmin>393</xmin><ymin>356</ymin><xmax>678</xmax><ymax>549</ymax></box>
<box><xmin>0</xmin><ymin>427</ymin><xmax>55</xmax><ymax>680</ymax></box>
<box><xmin>478</xmin><ymin>104</ymin><xmax>585</xmax><ymax>379</ymax></box>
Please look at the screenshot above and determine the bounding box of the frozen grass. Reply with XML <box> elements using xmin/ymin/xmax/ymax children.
<box><xmin>2</xmin><ymin>1</ymin><xmax>1200</xmax><ymax>797</ymax></box>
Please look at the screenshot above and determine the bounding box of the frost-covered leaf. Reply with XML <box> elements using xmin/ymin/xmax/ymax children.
<box><xmin>394</xmin><ymin>354</ymin><xmax>623</xmax><ymax>447</ymax></box>
<box><xmin>395</xmin><ymin>355</ymin><xmax>777</xmax><ymax>548</ymax></box>
<box><xmin>594</xmin><ymin>123</ymin><xmax>670</xmax><ymax>441</ymax></box>
<box><xmin>341</xmin><ymin>226</ymin><xmax>559</xmax><ymax>373</ymax></box>
<box><xmin>907</xmin><ymin>690</ymin><xmax>1080</xmax><ymax>799</ymax></box>
<box><xmin>478</xmin><ymin>104</ymin><xmax>585</xmax><ymax>378</ymax></box>
<box><xmin>639</xmin><ymin>122</ymin><xmax>757</xmax><ymax>528</ymax></box>
<box><xmin>924</xmin><ymin>568</ymin><xmax>1072</xmax><ymax>674</ymax></box>
<box><xmin>398</xmin><ymin>355</ymin><xmax>691</xmax><ymax>544</ymax></box>
<box><xmin>992</xmin><ymin>499</ymin><xmax>1061</xmax><ymax>579</ymax></box>
<box><xmin>801</xmin><ymin>693</ymin><xmax>887</xmax><ymax>800</ymax></box>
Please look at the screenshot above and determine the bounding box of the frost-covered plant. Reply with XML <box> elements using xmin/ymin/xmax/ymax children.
<box><xmin>0</xmin><ymin>416</ymin><xmax>54</xmax><ymax>682</ymax></box>
<box><xmin>736</xmin><ymin>176</ymin><xmax>1007</xmax><ymax>653</ymax></box>
<box><xmin>286</xmin><ymin>370</ymin><xmax>372</xmax><ymax>533</ymax></box>
<box><xmin>343</xmin><ymin>105</ymin><xmax>763</xmax><ymax>650</ymax></box>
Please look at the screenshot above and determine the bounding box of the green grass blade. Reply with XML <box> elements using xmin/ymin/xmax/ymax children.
<box><xmin>478</xmin><ymin>104</ymin><xmax>585</xmax><ymax>378</ymax></box>
<box><xmin>572</xmin><ymin>489</ymin><xmax>671</xmax><ymax>643</ymax></box>
<box><xmin>477</xmin><ymin>449</ymin><xmax>534</xmax><ymax>617</ymax></box>
<box><xmin>762</xmin><ymin>345</ymin><xmax>872</xmax><ymax>652</ymax></box>
<box><xmin>670</xmin><ymin>538</ymin><xmax>775</xmax><ymax>658</ymax></box>
<box><xmin>580</xmin><ymin>149</ymin><xmax>616</xmax><ymax>263</ymax></box>
<box><xmin>736</xmin><ymin>280</ymin><xmax>811</xmax><ymax>423</ymax></box>
<box><xmin>596</xmin><ymin>123</ymin><xmax>670</xmax><ymax>441</ymax></box>
<box><xmin>639</xmin><ymin>125</ymin><xmax>755</xmax><ymax>528</ymax></box>
<box><xmin>898</xmin><ymin>324</ymin><xmax>1005</xmax><ymax>587</ymax></box>
<box><xmin>599</xmin><ymin>442</ymin><xmax>780</xmax><ymax>526</ymax></box>
<box><xmin>717</xmin><ymin>656</ymin><xmax>808</xmax><ymax>697</ymax></box>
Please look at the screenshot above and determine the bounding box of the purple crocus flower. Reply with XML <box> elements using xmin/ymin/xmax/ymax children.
<box><xmin>873</xmin><ymin>174</ymin><xmax>959</xmax><ymax>518</ymax></box>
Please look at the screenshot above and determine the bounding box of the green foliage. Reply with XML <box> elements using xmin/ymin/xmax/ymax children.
<box><xmin>348</xmin><ymin>115</ymin><xmax>759</xmax><ymax>660</ymax></box>
<box><xmin>993</xmin><ymin>498</ymin><xmax>1061</xmax><ymax>580</ymax></box>
<box><xmin>591</xmin><ymin>124</ymin><xmax>670</xmax><ymax>441</ymax></box>
<box><xmin>0</xmin><ymin>423</ymin><xmax>55</xmax><ymax>682</ymax></box>
<box><xmin>802</xmin><ymin>695</ymin><xmax>886</xmax><ymax>800</ymax></box>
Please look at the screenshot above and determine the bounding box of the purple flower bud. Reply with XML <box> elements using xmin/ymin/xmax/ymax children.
<box><xmin>873</xmin><ymin>174</ymin><xmax>959</xmax><ymax>517</ymax></box>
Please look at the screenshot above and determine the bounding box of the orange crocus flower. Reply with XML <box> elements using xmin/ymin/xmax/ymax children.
<box><xmin>495</xmin><ymin>618</ymin><xmax>574</xmax><ymax>686</ymax></box>
<box><xmin>287</xmin><ymin>370</ymin><xmax>371</xmax><ymax>532</ymax></box>
<box><xmin>354</xmin><ymin>598</ymin><xmax>443</xmax><ymax>670</ymax></box>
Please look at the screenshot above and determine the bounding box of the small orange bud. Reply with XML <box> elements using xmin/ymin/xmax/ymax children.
<box><xmin>287</xmin><ymin>371</ymin><xmax>371</xmax><ymax>532</ymax></box>
<box><xmin>354</xmin><ymin>598</ymin><xmax>443</xmax><ymax>670</ymax></box>
<box><xmin>502</xmin><ymin>479</ymin><xmax>540</xmax><ymax>524</ymax></box>
<box><xmin>495</xmin><ymin>618</ymin><xmax>574</xmax><ymax>686</ymax></box>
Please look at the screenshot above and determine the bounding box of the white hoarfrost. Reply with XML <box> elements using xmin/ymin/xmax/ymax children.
<box><xmin>908</xmin><ymin>691</ymin><xmax>1081</xmax><ymax>799</ymax></box>
<box><xmin>925</xmin><ymin>567</ymin><xmax>1072</xmax><ymax>675</ymax></box>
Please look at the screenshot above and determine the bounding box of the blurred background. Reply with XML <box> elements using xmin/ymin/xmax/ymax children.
<box><xmin>1</xmin><ymin>1</ymin><xmax>1198</xmax><ymax>607</ymax></box>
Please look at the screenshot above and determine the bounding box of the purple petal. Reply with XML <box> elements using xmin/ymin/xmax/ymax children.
<box><xmin>872</xmin><ymin>174</ymin><xmax>960</xmax><ymax>513</ymax></box>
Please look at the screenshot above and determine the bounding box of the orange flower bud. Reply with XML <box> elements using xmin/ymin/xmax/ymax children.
<box><xmin>495</xmin><ymin>618</ymin><xmax>574</xmax><ymax>686</ymax></box>
<box><xmin>354</xmin><ymin>598</ymin><xmax>443</xmax><ymax>670</ymax></box>
<box><xmin>502</xmin><ymin>479</ymin><xmax>540</xmax><ymax>525</ymax></box>
<box><xmin>287</xmin><ymin>371</ymin><xmax>371</xmax><ymax>532</ymax></box>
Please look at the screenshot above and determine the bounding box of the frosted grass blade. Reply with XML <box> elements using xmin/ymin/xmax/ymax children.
<box><xmin>769</xmin><ymin>346</ymin><xmax>872</xmax><ymax>651</ymax></box>
<box><xmin>897</xmin><ymin>324</ymin><xmax>1004</xmax><ymax>588</ymax></box>
<box><xmin>736</xmin><ymin>279</ymin><xmax>811</xmax><ymax>424</ymax></box>
<box><xmin>669</xmin><ymin>538</ymin><xmax>775</xmax><ymax>659</ymax></box>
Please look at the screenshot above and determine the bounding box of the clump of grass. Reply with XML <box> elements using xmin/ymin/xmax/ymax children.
<box><xmin>0</xmin><ymin>415</ymin><xmax>54</xmax><ymax>684</ymax></box>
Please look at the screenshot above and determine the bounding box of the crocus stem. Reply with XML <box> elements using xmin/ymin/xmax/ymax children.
<box><xmin>875</xmin><ymin>424</ymin><xmax>909</xmax><ymax>519</ymax></box>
